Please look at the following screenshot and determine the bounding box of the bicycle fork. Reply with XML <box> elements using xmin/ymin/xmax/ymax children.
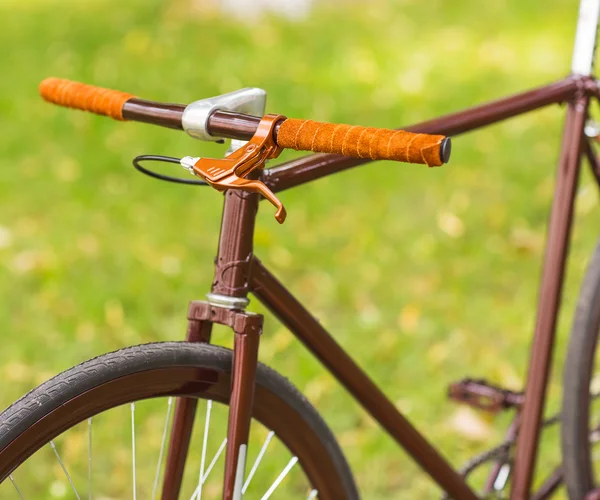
<box><xmin>161</xmin><ymin>179</ymin><xmax>264</xmax><ymax>500</ymax></box>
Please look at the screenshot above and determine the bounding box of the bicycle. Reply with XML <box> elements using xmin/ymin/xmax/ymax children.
<box><xmin>2</xmin><ymin>1</ymin><xmax>600</xmax><ymax>498</ymax></box>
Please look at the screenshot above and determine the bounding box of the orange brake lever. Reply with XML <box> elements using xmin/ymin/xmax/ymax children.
<box><xmin>181</xmin><ymin>114</ymin><xmax>287</xmax><ymax>223</ymax></box>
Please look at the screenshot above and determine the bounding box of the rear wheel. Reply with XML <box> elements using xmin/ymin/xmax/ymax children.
<box><xmin>562</xmin><ymin>239</ymin><xmax>600</xmax><ymax>499</ymax></box>
<box><xmin>0</xmin><ymin>342</ymin><xmax>358</xmax><ymax>499</ymax></box>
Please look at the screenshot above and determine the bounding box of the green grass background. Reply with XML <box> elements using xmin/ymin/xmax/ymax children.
<box><xmin>0</xmin><ymin>0</ymin><xmax>598</xmax><ymax>497</ymax></box>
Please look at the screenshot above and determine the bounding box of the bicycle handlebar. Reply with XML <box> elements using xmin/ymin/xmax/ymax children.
<box><xmin>39</xmin><ymin>77</ymin><xmax>451</xmax><ymax>166</ymax></box>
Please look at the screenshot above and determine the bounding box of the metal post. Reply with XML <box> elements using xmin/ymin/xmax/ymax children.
<box><xmin>571</xmin><ymin>0</ymin><xmax>600</xmax><ymax>76</ymax></box>
<box><xmin>510</xmin><ymin>94</ymin><xmax>589</xmax><ymax>498</ymax></box>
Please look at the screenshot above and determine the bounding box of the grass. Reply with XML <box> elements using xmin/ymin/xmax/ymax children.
<box><xmin>0</xmin><ymin>0</ymin><xmax>597</xmax><ymax>497</ymax></box>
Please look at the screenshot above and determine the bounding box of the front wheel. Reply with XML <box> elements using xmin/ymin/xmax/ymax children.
<box><xmin>0</xmin><ymin>342</ymin><xmax>358</xmax><ymax>499</ymax></box>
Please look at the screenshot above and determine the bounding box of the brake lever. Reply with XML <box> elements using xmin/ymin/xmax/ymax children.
<box><xmin>180</xmin><ymin>114</ymin><xmax>287</xmax><ymax>223</ymax></box>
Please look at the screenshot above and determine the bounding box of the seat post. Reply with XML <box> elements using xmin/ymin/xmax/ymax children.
<box><xmin>572</xmin><ymin>0</ymin><xmax>600</xmax><ymax>76</ymax></box>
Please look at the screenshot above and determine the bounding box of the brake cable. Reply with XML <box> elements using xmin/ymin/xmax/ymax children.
<box><xmin>132</xmin><ymin>155</ymin><xmax>208</xmax><ymax>186</ymax></box>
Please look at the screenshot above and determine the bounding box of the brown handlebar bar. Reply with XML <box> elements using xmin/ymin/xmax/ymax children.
<box><xmin>39</xmin><ymin>78</ymin><xmax>450</xmax><ymax>166</ymax></box>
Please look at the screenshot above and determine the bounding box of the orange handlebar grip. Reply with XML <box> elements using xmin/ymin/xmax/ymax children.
<box><xmin>276</xmin><ymin>118</ymin><xmax>449</xmax><ymax>167</ymax></box>
<box><xmin>39</xmin><ymin>78</ymin><xmax>136</xmax><ymax>121</ymax></box>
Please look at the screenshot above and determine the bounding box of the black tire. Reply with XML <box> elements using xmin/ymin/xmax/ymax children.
<box><xmin>562</xmin><ymin>240</ymin><xmax>600</xmax><ymax>499</ymax></box>
<box><xmin>0</xmin><ymin>342</ymin><xmax>358</xmax><ymax>499</ymax></box>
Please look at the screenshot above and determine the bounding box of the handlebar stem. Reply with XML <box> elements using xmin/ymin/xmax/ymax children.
<box><xmin>182</xmin><ymin>88</ymin><xmax>267</xmax><ymax>145</ymax></box>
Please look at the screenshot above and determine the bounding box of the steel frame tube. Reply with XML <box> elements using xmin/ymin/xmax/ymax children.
<box><xmin>161</xmin><ymin>320</ymin><xmax>213</xmax><ymax>500</ymax></box>
<box><xmin>510</xmin><ymin>93</ymin><xmax>589</xmax><ymax>498</ymax></box>
<box><xmin>584</xmin><ymin>138</ymin><xmax>600</xmax><ymax>192</ymax></box>
<box><xmin>250</xmin><ymin>258</ymin><xmax>479</xmax><ymax>500</ymax></box>
<box><xmin>223</xmin><ymin>324</ymin><xmax>261</xmax><ymax>500</ymax></box>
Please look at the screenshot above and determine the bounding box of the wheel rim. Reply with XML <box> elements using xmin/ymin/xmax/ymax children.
<box><xmin>0</xmin><ymin>364</ymin><xmax>349</xmax><ymax>499</ymax></box>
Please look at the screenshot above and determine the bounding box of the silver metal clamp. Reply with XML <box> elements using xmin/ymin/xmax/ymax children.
<box><xmin>206</xmin><ymin>292</ymin><xmax>250</xmax><ymax>310</ymax></box>
<box><xmin>182</xmin><ymin>87</ymin><xmax>267</xmax><ymax>143</ymax></box>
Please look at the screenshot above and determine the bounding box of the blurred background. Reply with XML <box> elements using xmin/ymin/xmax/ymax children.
<box><xmin>0</xmin><ymin>0</ymin><xmax>596</xmax><ymax>497</ymax></box>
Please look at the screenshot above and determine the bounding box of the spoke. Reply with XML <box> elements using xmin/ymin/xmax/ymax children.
<box><xmin>131</xmin><ymin>403</ymin><xmax>136</xmax><ymax>500</ymax></box>
<box><xmin>152</xmin><ymin>397</ymin><xmax>173</xmax><ymax>500</ymax></box>
<box><xmin>260</xmin><ymin>456</ymin><xmax>299</xmax><ymax>500</ymax></box>
<box><xmin>307</xmin><ymin>490</ymin><xmax>318</xmax><ymax>500</ymax></box>
<box><xmin>189</xmin><ymin>438</ymin><xmax>228</xmax><ymax>500</ymax></box>
<box><xmin>88</xmin><ymin>417</ymin><xmax>92</xmax><ymax>500</ymax></box>
<box><xmin>202</xmin><ymin>438</ymin><xmax>228</xmax><ymax>484</ymax></box>
<box><xmin>196</xmin><ymin>400</ymin><xmax>212</xmax><ymax>500</ymax></box>
<box><xmin>50</xmin><ymin>440</ymin><xmax>81</xmax><ymax>500</ymax></box>
<box><xmin>9</xmin><ymin>475</ymin><xmax>25</xmax><ymax>499</ymax></box>
<box><xmin>242</xmin><ymin>431</ymin><xmax>275</xmax><ymax>494</ymax></box>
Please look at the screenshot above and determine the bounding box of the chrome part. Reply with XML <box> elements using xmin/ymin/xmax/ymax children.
<box><xmin>585</xmin><ymin>120</ymin><xmax>600</xmax><ymax>138</ymax></box>
<box><xmin>50</xmin><ymin>440</ymin><xmax>82</xmax><ymax>500</ymax></box>
<box><xmin>572</xmin><ymin>0</ymin><xmax>600</xmax><ymax>76</ymax></box>
<box><xmin>131</xmin><ymin>403</ymin><xmax>137</xmax><ymax>500</ymax></box>
<box><xmin>197</xmin><ymin>399</ymin><xmax>213</xmax><ymax>500</ymax></box>
<box><xmin>243</xmin><ymin>430</ymin><xmax>275</xmax><ymax>494</ymax></box>
<box><xmin>190</xmin><ymin>438</ymin><xmax>228</xmax><ymax>500</ymax></box>
<box><xmin>493</xmin><ymin>463</ymin><xmax>511</xmax><ymax>491</ymax></box>
<box><xmin>181</xmin><ymin>156</ymin><xmax>201</xmax><ymax>175</ymax></box>
<box><xmin>227</xmin><ymin>139</ymin><xmax>250</xmax><ymax>156</ymax></box>
<box><xmin>233</xmin><ymin>444</ymin><xmax>247</xmax><ymax>500</ymax></box>
<box><xmin>88</xmin><ymin>417</ymin><xmax>92</xmax><ymax>500</ymax></box>
<box><xmin>151</xmin><ymin>398</ymin><xmax>173</xmax><ymax>500</ymax></box>
<box><xmin>206</xmin><ymin>292</ymin><xmax>250</xmax><ymax>310</ymax></box>
<box><xmin>260</xmin><ymin>456</ymin><xmax>299</xmax><ymax>500</ymax></box>
<box><xmin>202</xmin><ymin>438</ymin><xmax>228</xmax><ymax>484</ymax></box>
<box><xmin>182</xmin><ymin>88</ymin><xmax>267</xmax><ymax>142</ymax></box>
<box><xmin>9</xmin><ymin>475</ymin><xmax>25</xmax><ymax>500</ymax></box>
